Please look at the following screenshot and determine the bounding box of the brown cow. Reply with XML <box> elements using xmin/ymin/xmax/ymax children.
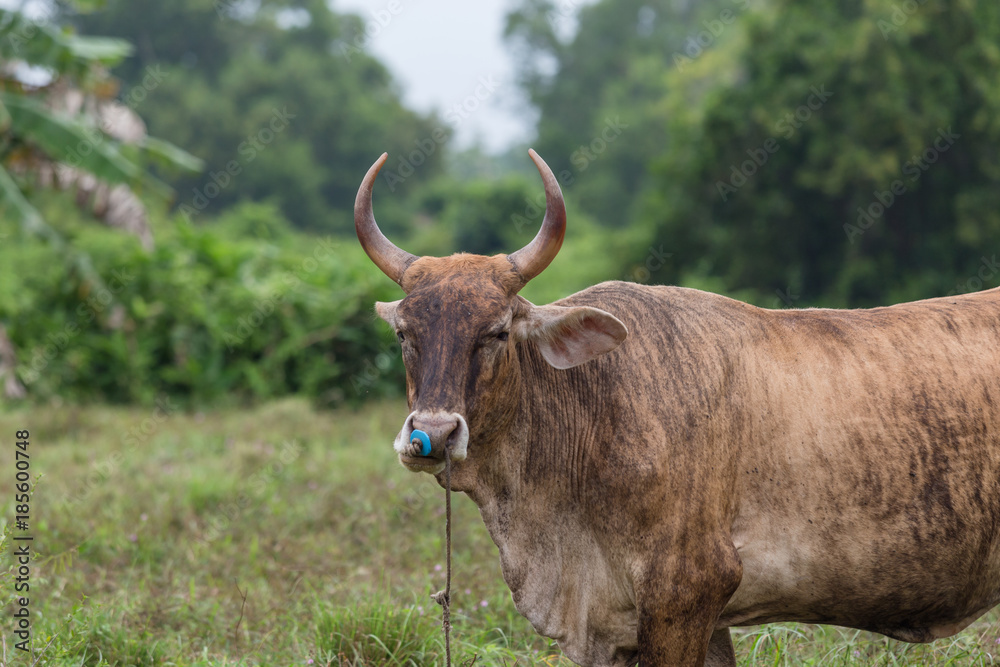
<box><xmin>355</xmin><ymin>150</ymin><xmax>1000</xmax><ymax>666</ymax></box>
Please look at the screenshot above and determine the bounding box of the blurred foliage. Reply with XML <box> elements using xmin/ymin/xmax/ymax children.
<box><xmin>508</xmin><ymin>0</ymin><xmax>1000</xmax><ymax>307</ymax></box>
<box><xmin>2</xmin><ymin>0</ymin><xmax>1000</xmax><ymax>406</ymax></box>
<box><xmin>0</xmin><ymin>0</ymin><xmax>202</xmax><ymax>401</ymax></box>
<box><xmin>0</xmin><ymin>194</ymin><xmax>404</xmax><ymax>406</ymax></box>
<box><xmin>644</xmin><ymin>0</ymin><xmax>1000</xmax><ymax>307</ymax></box>
<box><xmin>0</xmin><ymin>4</ymin><xmax>200</xmax><ymax>257</ymax></box>
<box><xmin>505</xmin><ymin>0</ymin><xmax>736</xmax><ymax>228</ymax></box>
<box><xmin>69</xmin><ymin>0</ymin><xmax>448</xmax><ymax>233</ymax></box>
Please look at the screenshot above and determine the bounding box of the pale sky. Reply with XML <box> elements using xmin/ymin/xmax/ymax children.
<box><xmin>331</xmin><ymin>0</ymin><xmax>538</xmax><ymax>152</ymax></box>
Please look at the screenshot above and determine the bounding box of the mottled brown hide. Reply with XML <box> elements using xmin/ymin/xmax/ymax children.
<box><xmin>376</xmin><ymin>273</ymin><xmax>1000</xmax><ymax>666</ymax></box>
<box><xmin>357</xmin><ymin>154</ymin><xmax>1000</xmax><ymax>667</ymax></box>
<box><xmin>392</xmin><ymin>255</ymin><xmax>525</xmax><ymax>455</ymax></box>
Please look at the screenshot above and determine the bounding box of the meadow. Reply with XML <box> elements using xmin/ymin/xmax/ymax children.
<box><xmin>0</xmin><ymin>399</ymin><xmax>998</xmax><ymax>666</ymax></box>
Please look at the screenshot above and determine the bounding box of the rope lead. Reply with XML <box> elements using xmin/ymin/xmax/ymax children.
<box><xmin>430</xmin><ymin>445</ymin><xmax>454</xmax><ymax>666</ymax></box>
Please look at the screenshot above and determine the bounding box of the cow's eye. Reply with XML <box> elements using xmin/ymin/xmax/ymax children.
<box><xmin>497</xmin><ymin>331</ymin><xmax>509</xmax><ymax>342</ymax></box>
<box><xmin>397</xmin><ymin>331</ymin><xmax>405</xmax><ymax>343</ymax></box>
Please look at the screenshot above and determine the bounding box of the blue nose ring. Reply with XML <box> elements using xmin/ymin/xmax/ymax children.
<box><xmin>411</xmin><ymin>429</ymin><xmax>432</xmax><ymax>457</ymax></box>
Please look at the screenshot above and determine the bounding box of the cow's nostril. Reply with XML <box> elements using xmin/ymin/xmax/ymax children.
<box><xmin>396</xmin><ymin>411</ymin><xmax>469</xmax><ymax>467</ymax></box>
<box><xmin>411</xmin><ymin>429</ymin><xmax>432</xmax><ymax>456</ymax></box>
<box><xmin>412</xmin><ymin>415</ymin><xmax>460</xmax><ymax>454</ymax></box>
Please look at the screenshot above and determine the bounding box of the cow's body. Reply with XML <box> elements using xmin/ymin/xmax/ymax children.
<box><xmin>355</xmin><ymin>150</ymin><xmax>1000</xmax><ymax>665</ymax></box>
<box><xmin>465</xmin><ymin>280</ymin><xmax>1000</xmax><ymax>665</ymax></box>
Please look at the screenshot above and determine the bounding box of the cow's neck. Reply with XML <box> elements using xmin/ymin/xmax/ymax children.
<box><xmin>461</xmin><ymin>344</ymin><xmax>639</xmax><ymax>662</ymax></box>
<box><xmin>469</xmin><ymin>341</ymin><xmax>599</xmax><ymax>505</ymax></box>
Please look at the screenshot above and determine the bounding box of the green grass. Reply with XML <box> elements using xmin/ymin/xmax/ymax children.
<box><xmin>0</xmin><ymin>399</ymin><xmax>997</xmax><ymax>665</ymax></box>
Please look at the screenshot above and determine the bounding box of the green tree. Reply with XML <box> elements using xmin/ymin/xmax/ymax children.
<box><xmin>642</xmin><ymin>0</ymin><xmax>1000</xmax><ymax>306</ymax></box>
<box><xmin>505</xmin><ymin>0</ymin><xmax>735</xmax><ymax>227</ymax></box>
<box><xmin>72</xmin><ymin>0</ymin><xmax>449</xmax><ymax>232</ymax></box>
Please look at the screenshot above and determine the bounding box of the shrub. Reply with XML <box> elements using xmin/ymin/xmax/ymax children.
<box><xmin>1</xmin><ymin>198</ymin><xmax>404</xmax><ymax>407</ymax></box>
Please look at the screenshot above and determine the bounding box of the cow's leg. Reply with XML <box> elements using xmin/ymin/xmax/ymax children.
<box><xmin>704</xmin><ymin>628</ymin><xmax>736</xmax><ymax>667</ymax></box>
<box><xmin>635</xmin><ymin>541</ymin><xmax>742</xmax><ymax>666</ymax></box>
<box><xmin>636</xmin><ymin>601</ymin><xmax>733</xmax><ymax>666</ymax></box>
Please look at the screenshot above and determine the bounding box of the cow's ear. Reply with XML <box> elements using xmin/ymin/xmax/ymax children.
<box><xmin>514</xmin><ymin>305</ymin><xmax>628</xmax><ymax>369</ymax></box>
<box><xmin>375</xmin><ymin>300</ymin><xmax>401</xmax><ymax>326</ymax></box>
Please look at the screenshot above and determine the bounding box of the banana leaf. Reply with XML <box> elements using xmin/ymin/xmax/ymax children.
<box><xmin>0</xmin><ymin>10</ymin><xmax>131</xmax><ymax>76</ymax></box>
<box><xmin>0</xmin><ymin>92</ymin><xmax>174</xmax><ymax>200</ymax></box>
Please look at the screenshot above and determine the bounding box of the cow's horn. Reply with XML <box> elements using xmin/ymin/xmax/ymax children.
<box><xmin>508</xmin><ymin>149</ymin><xmax>566</xmax><ymax>287</ymax></box>
<box><xmin>355</xmin><ymin>153</ymin><xmax>418</xmax><ymax>287</ymax></box>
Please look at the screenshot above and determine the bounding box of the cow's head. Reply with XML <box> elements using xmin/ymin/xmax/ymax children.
<box><xmin>355</xmin><ymin>150</ymin><xmax>627</xmax><ymax>475</ymax></box>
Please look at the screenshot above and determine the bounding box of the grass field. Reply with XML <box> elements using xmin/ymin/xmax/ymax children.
<box><xmin>0</xmin><ymin>399</ymin><xmax>998</xmax><ymax>666</ymax></box>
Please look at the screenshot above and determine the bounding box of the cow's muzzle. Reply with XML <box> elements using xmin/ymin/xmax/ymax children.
<box><xmin>394</xmin><ymin>410</ymin><xmax>469</xmax><ymax>473</ymax></box>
